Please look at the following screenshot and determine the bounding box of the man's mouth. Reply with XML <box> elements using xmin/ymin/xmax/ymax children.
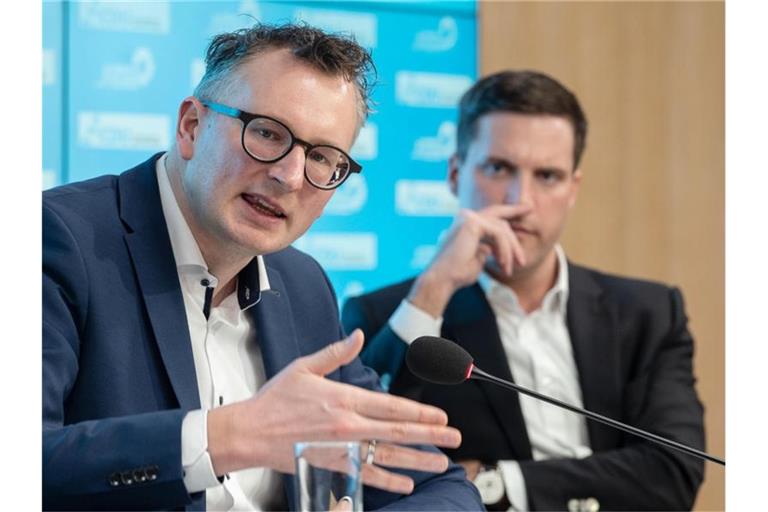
<box><xmin>242</xmin><ymin>193</ymin><xmax>287</xmax><ymax>219</ymax></box>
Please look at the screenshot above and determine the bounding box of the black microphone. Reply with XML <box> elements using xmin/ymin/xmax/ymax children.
<box><xmin>406</xmin><ymin>335</ymin><xmax>725</xmax><ymax>466</ymax></box>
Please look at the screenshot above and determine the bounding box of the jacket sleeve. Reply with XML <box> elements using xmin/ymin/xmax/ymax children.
<box><xmin>342</xmin><ymin>296</ymin><xmax>408</xmax><ymax>388</ymax></box>
<box><xmin>336</xmin><ymin>355</ymin><xmax>483</xmax><ymax>511</ymax></box>
<box><xmin>327</xmin><ymin>280</ymin><xmax>482</xmax><ymax>510</ymax></box>
<box><xmin>43</xmin><ymin>201</ymin><xmax>195</xmax><ymax>511</ymax></box>
<box><xmin>519</xmin><ymin>287</ymin><xmax>705</xmax><ymax>511</ymax></box>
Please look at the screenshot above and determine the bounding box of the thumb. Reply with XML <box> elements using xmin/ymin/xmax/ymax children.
<box><xmin>302</xmin><ymin>329</ymin><xmax>364</xmax><ymax>376</ymax></box>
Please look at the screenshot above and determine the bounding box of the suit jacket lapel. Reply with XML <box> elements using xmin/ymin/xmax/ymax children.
<box><xmin>247</xmin><ymin>262</ymin><xmax>302</xmax><ymax>509</ymax></box>
<box><xmin>119</xmin><ymin>154</ymin><xmax>200</xmax><ymax>412</ymax></box>
<box><xmin>566</xmin><ymin>263</ymin><xmax>621</xmax><ymax>451</ymax></box>
<box><xmin>444</xmin><ymin>284</ymin><xmax>533</xmax><ymax>460</ymax></box>
<box><xmin>249</xmin><ymin>262</ymin><xmax>302</xmax><ymax>380</ymax></box>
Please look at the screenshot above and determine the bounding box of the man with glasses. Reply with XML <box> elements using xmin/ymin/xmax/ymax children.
<box><xmin>43</xmin><ymin>23</ymin><xmax>482</xmax><ymax>511</ymax></box>
<box><xmin>343</xmin><ymin>70</ymin><xmax>705</xmax><ymax>510</ymax></box>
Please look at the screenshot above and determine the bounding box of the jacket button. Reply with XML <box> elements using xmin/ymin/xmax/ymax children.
<box><xmin>108</xmin><ymin>472</ymin><xmax>121</xmax><ymax>487</ymax></box>
<box><xmin>146</xmin><ymin>465</ymin><xmax>159</xmax><ymax>481</ymax></box>
<box><xmin>120</xmin><ymin>471</ymin><xmax>134</xmax><ymax>486</ymax></box>
<box><xmin>133</xmin><ymin>468</ymin><xmax>147</xmax><ymax>483</ymax></box>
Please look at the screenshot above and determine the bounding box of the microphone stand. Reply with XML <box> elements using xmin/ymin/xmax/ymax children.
<box><xmin>470</xmin><ymin>366</ymin><xmax>725</xmax><ymax>466</ymax></box>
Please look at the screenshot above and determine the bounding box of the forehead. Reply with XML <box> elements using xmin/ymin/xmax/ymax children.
<box><xmin>222</xmin><ymin>48</ymin><xmax>360</xmax><ymax>148</ymax></box>
<box><xmin>470</xmin><ymin>112</ymin><xmax>576</xmax><ymax>169</ymax></box>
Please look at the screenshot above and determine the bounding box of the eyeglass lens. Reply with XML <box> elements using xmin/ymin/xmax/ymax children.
<box><xmin>244</xmin><ymin>117</ymin><xmax>350</xmax><ymax>188</ymax></box>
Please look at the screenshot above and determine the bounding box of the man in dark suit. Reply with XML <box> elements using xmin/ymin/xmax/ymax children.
<box><xmin>43</xmin><ymin>23</ymin><xmax>482</xmax><ymax>511</ymax></box>
<box><xmin>343</xmin><ymin>70</ymin><xmax>705</xmax><ymax>511</ymax></box>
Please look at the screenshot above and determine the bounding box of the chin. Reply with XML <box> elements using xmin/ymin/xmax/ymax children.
<box><xmin>227</xmin><ymin>228</ymin><xmax>288</xmax><ymax>257</ymax></box>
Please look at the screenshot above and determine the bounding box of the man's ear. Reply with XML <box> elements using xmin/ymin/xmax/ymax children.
<box><xmin>176</xmin><ymin>97</ymin><xmax>203</xmax><ymax>160</ymax></box>
<box><xmin>568</xmin><ymin>168</ymin><xmax>583</xmax><ymax>209</ymax></box>
<box><xmin>448</xmin><ymin>153</ymin><xmax>462</xmax><ymax>197</ymax></box>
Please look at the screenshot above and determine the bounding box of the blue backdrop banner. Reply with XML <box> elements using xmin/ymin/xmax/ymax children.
<box><xmin>42</xmin><ymin>0</ymin><xmax>477</xmax><ymax>305</ymax></box>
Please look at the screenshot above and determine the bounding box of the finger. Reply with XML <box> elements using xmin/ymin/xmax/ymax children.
<box><xmin>477</xmin><ymin>217</ymin><xmax>514</xmax><ymax>274</ymax></box>
<box><xmin>351</xmin><ymin>389</ymin><xmax>448</xmax><ymax>425</ymax></box>
<box><xmin>358</xmin><ymin>419</ymin><xmax>462</xmax><ymax>448</ymax></box>
<box><xmin>361</xmin><ymin>463</ymin><xmax>415</xmax><ymax>495</ymax></box>
<box><xmin>483</xmin><ymin>202</ymin><xmax>533</xmax><ymax>220</ymax></box>
<box><xmin>367</xmin><ymin>442</ymin><xmax>450</xmax><ymax>473</ymax></box>
<box><xmin>507</xmin><ymin>227</ymin><xmax>526</xmax><ymax>268</ymax></box>
<box><xmin>333</xmin><ymin>496</ymin><xmax>354</xmax><ymax>512</ymax></box>
<box><xmin>301</xmin><ymin>329</ymin><xmax>364</xmax><ymax>376</ymax></box>
<box><xmin>477</xmin><ymin>242</ymin><xmax>493</xmax><ymax>263</ymax></box>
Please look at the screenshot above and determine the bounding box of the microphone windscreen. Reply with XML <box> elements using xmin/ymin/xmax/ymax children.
<box><xmin>406</xmin><ymin>336</ymin><xmax>473</xmax><ymax>385</ymax></box>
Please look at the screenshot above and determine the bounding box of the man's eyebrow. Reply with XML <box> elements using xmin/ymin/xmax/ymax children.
<box><xmin>483</xmin><ymin>156</ymin><xmax>518</xmax><ymax>170</ymax></box>
<box><xmin>535</xmin><ymin>165</ymin><xmax>569</xmax><ymax>174</ymax></box>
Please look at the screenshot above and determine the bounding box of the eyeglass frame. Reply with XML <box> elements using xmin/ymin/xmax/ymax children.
<box><xmin>199</xmin><ymin>99</ymin><xmax>362</xmax><ymax>190</ymax></box>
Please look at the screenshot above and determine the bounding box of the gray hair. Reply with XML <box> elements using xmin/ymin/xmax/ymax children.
<box><xmin>194</xmin><ymin>22</ymin><xmax>376</xmax><ymax>128</ymax></box>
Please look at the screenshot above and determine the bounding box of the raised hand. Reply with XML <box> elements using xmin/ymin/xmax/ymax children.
<box><xmin>407</xmin><ymin>203</ymin><xmax>531</xmax><ymax>318</ymax></box>
<box><xmin>207</xmin><ymin>329</ymin><xmax>460</xmax><ymax>494</ymax></box>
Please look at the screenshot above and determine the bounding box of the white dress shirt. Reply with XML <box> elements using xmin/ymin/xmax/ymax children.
<box><xmin>389</xmin><ymin>246</ymin><xmax>592</xmax><ymax>511</ymax></box>
<box><xmin>156</xmin><ymin>155</ymin><xmax>282</xmax><ymax>511</ymax></box>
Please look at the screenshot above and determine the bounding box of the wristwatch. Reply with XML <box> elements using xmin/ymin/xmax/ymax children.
<box><xmin>473</xmin><ymin>465</ymin><xmax>511</xmax><ymax>511</ymax></box>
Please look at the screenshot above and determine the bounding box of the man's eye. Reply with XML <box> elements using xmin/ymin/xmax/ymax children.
<box><xmin>310</xmin><ymin>152</ymin><xmax>329</xmax><ymax>164</ymax></box>
<box><xmin>537</xmin><ymin>170</ymin><xmax>562</xmax><ymax>183</ymax></box>
<box><xmin>257</xmin><ymin>128</ymin><xmax>280</xmax><ymax>141</ymax></box>
<box><xmin>481</xmin><ymin>162</ymin><xmax>506</xmax><ymax>175</ymax></box>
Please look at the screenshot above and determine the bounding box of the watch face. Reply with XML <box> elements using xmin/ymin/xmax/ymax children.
<box><xmin>474</xmin><ymin>468</ymin><xmax>505</xmax><ymax>505</ymax></box>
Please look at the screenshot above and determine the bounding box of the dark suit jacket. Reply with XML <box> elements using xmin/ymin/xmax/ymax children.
<box><xmin>42</xmin><ymin>153</ymin><xmax>481</xmax><ymax>511</ymax></box>
<box><xmin>342</xmin><ymin>266</ymin><xmax>706</xmax><ymax>511</ymax></box>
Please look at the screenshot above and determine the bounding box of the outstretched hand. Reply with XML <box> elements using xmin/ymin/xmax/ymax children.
<box><xmin>207</xmin><ymin>329</ymin><xmax>460</xmax><ymax>494</ymax></box>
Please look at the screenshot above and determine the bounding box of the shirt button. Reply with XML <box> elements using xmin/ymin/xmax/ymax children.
<box><xmin>108</xmin><ymin>472</ymin><xmax>121</xmax><ymax>487</ymax></box>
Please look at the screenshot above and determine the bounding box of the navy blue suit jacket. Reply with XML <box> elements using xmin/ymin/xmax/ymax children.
<box><xmin>43</xmin><ymin>153</ymin><xmax>482</xmax><ymax>511</ymax></box>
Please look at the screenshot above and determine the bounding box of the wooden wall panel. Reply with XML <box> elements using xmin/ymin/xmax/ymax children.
<box><xmin>478</xmin><ymin>2</ymin><xmax>725</xmax><ymax>510</ymax></box>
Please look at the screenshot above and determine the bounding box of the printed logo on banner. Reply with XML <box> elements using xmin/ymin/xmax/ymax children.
<box><xmin>77</xmin><ymin>2</ymin><xmax>170</xmax><ymax>34</ymax></box>
<box><xmin>325</xmin><ymin>173</ymin><xmax>368</xmax><ymax>216</ymax></box>
<box><xmin>43</xmin><ymin>169</ymin><xmax>58</xmax><ymax>190</ymax></box>
<box><xmin>395</xmin><ymin>180</ymin><xmax>458</xmax><ymax>217</ymax></box>
<box><xmin>293</xmin><ymin>233</ymin><xmax>377</xmax><ymax>270</ymax></box>
<box><xmin>395</xmin><ymin>71</ymin><xmax>472</xmax><ymax>108</ymax></box>
<box><xmin>43</xmin><ymin>49</ymin><xmax>56</xmax><ymax>86</ymax></box>
<box><xmin>350</xmin><ymin>122</ymin><xmax>378</xmax><ymax>161</ymax></box>
<box><xmin>97</xmin><ymin>47</ymin><xmax>155</xmax><ymax>91</ymax></box>
<box><xmin>410</xmin><ymin>244</ymin><xmax>438</xmax><ymax>269</ymax></box>
<box><xmin>293</xmin><ymin>8</ymin><xmax>377</xmax><ymax>48</ymax></box>
<box><xmin>411</xmin><ymin>121</ymin><xmax>455</xmax><ymax>161</ymax></box>
<box><xmin>78</xmin><ymin>112</ymin><xmax>170</xmax><ymax>151</ymax></box>
<box><xmin>206</xmin><ymin>0</ymin><xmax>262</xmax><ymax>36</ymax></box>
<box><xmin>190</xmin><ymin>58</ymin><xmax>206</xmax><ymax>91</ymax></box>
<box><xmin>412</xmin><ymin>17</ymin><xmax>458</xmax><ymax>52</ymax></box>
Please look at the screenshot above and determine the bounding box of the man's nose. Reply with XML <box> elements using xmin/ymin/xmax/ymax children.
<box><xmin>505</xmin><ymin>173</ymin><xmax>533</xmax><ymax>206</ymax></box>
<box><xmin>267</xmin><ymin>145</ymin><xmax>305</xmax><ymax>192</ymax></box>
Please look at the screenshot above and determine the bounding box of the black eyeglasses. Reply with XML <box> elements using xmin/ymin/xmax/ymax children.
<box><xmin>200</xmin><ymin>100</ymin><xmax>362</xmax><ymax>190</ymax></box>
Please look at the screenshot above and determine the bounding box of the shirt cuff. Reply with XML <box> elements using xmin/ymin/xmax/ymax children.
<box><xmin>181</xmin><ymin>409</ymin><xmax>222</xmax><ymax>493</ymax></box>
<box><xmin>498</xmin><ymin>460</ymin><xmax>528</xmax><ymax>511</ymax></box>
<box><xmin>388</xmin><ymin>299</ymin><xmax>443</xmax><ymax>345</ymax></box>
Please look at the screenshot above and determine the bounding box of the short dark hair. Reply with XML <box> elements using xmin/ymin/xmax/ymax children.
<box><xmin>194</xmin><ymin>22</ymin><xmax>375</xmax><ymax>127</ymax></box>
<box><xmin>456</xmin><ymin>70</ymin><xmax>588</xmax><ymax>169</ymax></box>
